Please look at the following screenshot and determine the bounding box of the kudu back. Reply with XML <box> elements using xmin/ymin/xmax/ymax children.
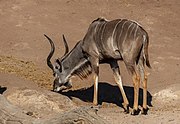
<box><xmin>44</xmin><ymin>17</ymin><xmax>151</xmax><ymax>115</ymax></box>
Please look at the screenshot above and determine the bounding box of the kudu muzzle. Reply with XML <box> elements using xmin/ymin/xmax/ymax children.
<box><xmin>53</xmin><ymin>79</ymin><xmax>72</xmax><ymax>92</ymax></box>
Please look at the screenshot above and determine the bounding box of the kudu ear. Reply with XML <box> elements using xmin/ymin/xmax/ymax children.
<box><xmin>62</xmin><ymin>34</ymin><xmax>69</xmax><ymax>56</ymax></box>
<box><xmin>55</xmin><ymin>59</ymin><xmax>62</xmax><ymax>72</ymax></box>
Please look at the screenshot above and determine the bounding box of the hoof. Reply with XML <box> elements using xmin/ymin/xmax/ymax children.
<box><xmin>131</xmin><ymin>108</ymin><xmax>140</xmax><ymax>115</ymax></box>
<box><xmin>91</xmin><ymin>104</ymin><xmax>101</xmax><ymax>110</ymax></box>
<box><xmin>122</xmin><ymin>103</ymin><xmax>130</xmax><ymax>114</ymax></box>
<box><xmin>141</xmin><ymin>107</ymin><xmax>149</xmax><ymax>115</ymax></box>
<box><xmin>123</xmin><ymin>105</ymin><xmax>130</xmax><ymax>114</ymax></box>
<box><xmin>124</xmin><ymin>109</ymin><xmax>129</xmax><ymax>114</ymax></box>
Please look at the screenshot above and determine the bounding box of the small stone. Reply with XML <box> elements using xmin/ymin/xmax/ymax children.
<box><xmin>26</xmin><ymin>111</ymin><xmax>33</xmax><ymax>116</ymax></box>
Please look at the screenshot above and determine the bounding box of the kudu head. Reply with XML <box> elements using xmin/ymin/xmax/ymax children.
<box><xmin>44</xmin><ymin>34</ymin><xmax>72</xmax><ymax>92</ymax></box>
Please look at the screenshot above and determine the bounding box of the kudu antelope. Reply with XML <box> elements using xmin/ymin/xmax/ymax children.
<box><xmin>44</xmin><ymin>18</ymin><xmax>151</xmax><ymax>115</ymax></box>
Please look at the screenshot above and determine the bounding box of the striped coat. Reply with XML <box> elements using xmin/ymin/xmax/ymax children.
<box><xmin>45</xmin><ymin>17</ymin><xmax>151</xmax><ymax>115</ymax></box>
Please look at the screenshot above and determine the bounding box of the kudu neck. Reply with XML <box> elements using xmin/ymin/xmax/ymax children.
<box><xmin>61</xmin><ymin>41</ymin><xmax>86</xmax><ymax>76</ymax></box>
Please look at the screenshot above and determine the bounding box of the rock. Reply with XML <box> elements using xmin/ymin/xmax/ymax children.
<box><xmin>6</xmin><ymin>88</ymin><xmax>76</xmax><ymax>118</ymax></box>
<box><xmin>40</xmin><ymin>107</ymin><xmax>108</xmax><ymax>124</ymax></box>
<box><xmin>0</xmin><ymin>94</ymin><xmax>107</xmax><ymax>124</ymax></box>
<box><xmin>0</xmin><ymin>94</ymin><xmax>35</xmax><ymax>124</ymax></box>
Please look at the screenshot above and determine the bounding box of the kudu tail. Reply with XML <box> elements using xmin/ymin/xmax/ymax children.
<box><xmin>143</xmin><ymin>34</ymin><xmax>151</xmax><ymax>69</ymax></box>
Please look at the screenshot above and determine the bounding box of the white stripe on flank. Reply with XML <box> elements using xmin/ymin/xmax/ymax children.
<box><xmin>100</xmin><ymin>22</ymin><xmax>107</xmax><ymax>41</ymax></box>
<box><xmin>107</xmin><ymin>37</ymin><xmax>116</xmax><ymax>51</ymax></box>
<box><xmin>128</xmin><ymin>22</ymin><xmax>134</xmax><ymax>31</ymax></box>
<box><xmin>129</xmin><ymin>23</ymin><xmax>136</xmax><ymax>37</ymax></box>
<box><xmin>134</xmin><ymin>24</ymin><xmax>138</xmax><ymax>40</ymax></box>
<box><xmin>118</xmin><ymin>20</ymin><xmax>128</xmax><ymax>41</ymax></box>
<box><xmin>122</xmin><ymin>22</ymin><xmax>134</xmax><ymax>42</ymax></box>
<box><xmin>94</xmin><ymin>22</ymin><xmax>99</xmax><ymax>33</ymax></box>
<box><xmin>112</xmin><ymin>19</ymin><xmax>122</xmax><ymax>39</ymax></box>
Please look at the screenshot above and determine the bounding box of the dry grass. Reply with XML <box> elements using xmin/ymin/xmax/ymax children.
<box><xmin>0</xmin><ymin>55</ymin><xmax>52</xmax><ymax>89</ymax></box>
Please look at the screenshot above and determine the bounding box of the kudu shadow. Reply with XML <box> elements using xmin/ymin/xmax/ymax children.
<box><xmin>60</xmin><ymin>82</ymin><xmax>152</xmax><ymax>108</ymax></box>
<box><xmin>0</xmin><ymin>86</ymin><xmax>7</xmax><ymax>94</ymax></box>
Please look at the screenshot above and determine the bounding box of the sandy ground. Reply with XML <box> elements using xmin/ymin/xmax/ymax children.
<box><xmin>0</xmin><ymin>0</ymin><xmax>180</xmax><ymax>123</ymax></box>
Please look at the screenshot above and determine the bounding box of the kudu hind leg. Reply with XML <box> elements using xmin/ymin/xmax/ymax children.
<box><xmin>126</xmin><ymin>64</ymin><xmax>140</xmax><ymax>115</ymax></box>
<box><xmin>110</xmin><ymin>61</ymin><xmax>129</xmax><ymax>113</ymax></box>
<box><xmin>142</xmin><ymin>70</ymin><xmax>148</xmax><ymax>114</ymax></box>
<box><xmin>138</xmin><ymin>63</ymin><xmax>149</xmax><ymax>114</ymax></box>
<box><xmin>132</xmin><ymin>72</ymin><xmax>140</xmax><ymax>115</ymax></box>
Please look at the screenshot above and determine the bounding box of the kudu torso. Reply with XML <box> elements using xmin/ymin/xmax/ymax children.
<box><xmin>82</xmin><ymin>18</ymin><xmax>148</xmax><ymax>66</ymax></box>
<box><xmin>59</xmin><ymin>18</ymin><xmax>149</xmax><ymax>78</ymax></box>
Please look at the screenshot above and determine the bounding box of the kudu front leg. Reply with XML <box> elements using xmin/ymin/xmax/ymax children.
<box><xmin>93</xmin><ymin>69</ymin><xmax>99</xmax><ymax>106</ymax></box>
<box><xmin>89</xmin><ymin>57</ymin><xmax>99</xmax><ymax>106</ymax></box>
<box><xmin>110</xmin><ymin>61</ymin><xmax>129</xmax><ymax>113</ymax></box>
